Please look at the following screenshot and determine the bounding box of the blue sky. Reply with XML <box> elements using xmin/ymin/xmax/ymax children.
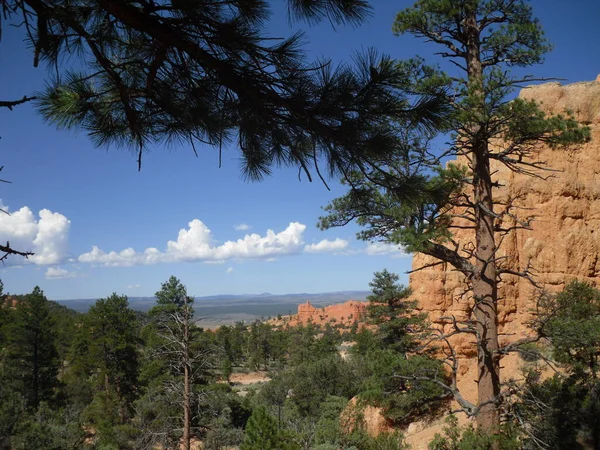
<box><xmin>0</xmin><ymin>1</ymin><xmax>599</xmax><ymax>300</ymax></box>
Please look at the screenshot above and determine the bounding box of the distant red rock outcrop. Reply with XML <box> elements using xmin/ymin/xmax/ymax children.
<box><xmin>288</xmin><ymin>300</ymin><xmax>367</xmax><ymax>327</ymax></box>
<box><xmin>1</xmin><ymin>296</ymin><xmax>18</xmax><ymax>309</ymax></box>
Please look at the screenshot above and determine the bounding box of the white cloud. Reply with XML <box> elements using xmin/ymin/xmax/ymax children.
<box><xmin>0</xmin><ymin>202</ymin><xmax>70</xmax><ymax>265</ymax></box>
<box><xmin>226</xmin><ymin>267</ymin><xmax>234</xmax><ymax>274</ymax></box>
<box><xmin>127</xmin><ymin>284</ymin><xmax>141</xmax><ymax>289</ymax></box>
<box><xmin>304</xmin><ymin>238</ymin><xmax>349</xmax><ymax>253</ymax></box>
<box><xmin>79</xmin><ymin>220</ymin><xmax>309</xmax><ymax>267</ymax></box>
<box><xmin>365</xmin><ymin>242</ymin><xmax>410</xmax><ymax>258</ymax></box>
<box><xmin>234</xmin><ymin>223</ymin><xmax>251</xmax><ymax>231</ymax></box>
<box><xmin>45</xmin><ymin>267</ymin><xmax>76</xmax><ymax>279</ymax></box>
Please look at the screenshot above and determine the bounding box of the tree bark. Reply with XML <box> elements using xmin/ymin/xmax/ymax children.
<box><xmin>183</xmin><ymin>298</ymin><xmax>191</xmax><ymax>450</ymax></box>
<box><xmin>33</xmin><ymin>336</ymin><xmax>39</xmax><ymax>407</ymax></box>
<box><xmin>464</xmin><ymin>10</ymin><xmax>501</xmax><ymax>432</ymax></box>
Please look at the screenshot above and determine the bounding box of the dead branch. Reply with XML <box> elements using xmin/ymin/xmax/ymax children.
<box><xmin>0</xmin><ymin>96</ymin><xmax>36</xmax><ymax>110</ymax></box>
<box><xmin>0</xmin><ymin>241</ymin><xmax>34</xmax><ymax>262</ymax></box>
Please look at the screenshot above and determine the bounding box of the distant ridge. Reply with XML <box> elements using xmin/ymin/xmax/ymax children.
<box><xmin>55</xmin><ymin>290</ymin><xmax>371</xmax><ymax>314</ymax></box>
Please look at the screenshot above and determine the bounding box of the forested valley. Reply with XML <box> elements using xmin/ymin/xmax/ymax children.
<box><xmin>2</xmin><ymin>273</ymin><xmax>600</xmax><ymax>449</ymax></box>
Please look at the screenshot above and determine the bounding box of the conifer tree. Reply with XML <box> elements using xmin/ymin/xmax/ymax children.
<box><xmin>150</xmin><ymin>276</ymin><xmax>211</xmax><ymax>450</ymax></box>
<box><xmin>0</xmin><ymin>1</ymin><xmax>452</xmax><ymax>262</ymax></box>
<box><xmin>83</xmin><ymin>294</ymin><xmax>139</xmax><ymax>408</ymax></box>
<box><xmin>320</xmin><ymin>0</ymin><xmax>590</xmax><ymax>431</ymax></box>
<box><xmin>541</xmin><ymin>281</ymin><xmax>600</xmax><ymax>377</ymax></box>
<box><xmin>0</xmin><ymin>0</ymin><xmax>447</xmax><ymax>178</ymax></box>
<box><xmin>366</xmin><ymin>269</ymin><xmax>425</xmax><ymax>354</ymax></box>
<box><xmin>6</xmin><ymin>286</ymin><xmax>59</xmax><ymax>409</ymax></box>
<box><xmin>241</xmin><ymin>407</ymin><xmax>299</xmax><ymax>450</ymax></box>
<box><xmin>356</xmin><ymin>271</ymin><xmax>447</xmax><ymax>425</ymax></box>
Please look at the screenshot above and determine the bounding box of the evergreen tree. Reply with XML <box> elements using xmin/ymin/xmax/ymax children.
<box><xmin>367</xmin><ymin>269</ymin><xmax>425</xmax><ymax>354</ymax></box>
<box><xmin>47</xmin><ymin>302</ymin><xmax>78</xmax><ymax>373</ymax></box>
<box><xmin>6</xmin><ymin>286</ymin><xmax>59</xmax><ymax>409</ymax></box>
<box><xmin>149</xmin><ymin>276</ymin><xmax>212</xmax><ymax>450</ymax></box>
<box><xmin>241</xmin><ymin>407</ymin><xmax>299</xmax><ymax>450</ymax></box>
<box><xmin>11</xmin><ymin>402</ymin><xmax>86</xmax><ymax>450</ymax></box>
<box><xmin>83</xmin><ymin>294</ymin><xmax>139</xmax><ymax>407</ymax></box>
<box><xmin>259</xmin><ymin>376</ymin><xmax>289</xmax><ymax>430</ymax></box>
<box><xmin>542</xmin><ymin>281</ymin><xmax>600</xmax><ymax>376</ymax></box>
<box><xmin>319</xmin><ymin>0</ymin><xmax>590</xmax><ymax>431</ymax></box>
<box><xmin>428</xmin><ymin>415</ymin><xmax>519</xmax><ymax>450</ymax></box>
<box><xmin>0</xmin><ymin>279</ymin><xmax>10</xmax><ymax>349</ymax></box>
<box><xmin>2</xmin><ymin>0</ymin><xmax>447</xmax><ymax>178</ymax></box>
<box><xmin>512</xmin><ymin>282</ymin><xmax>600</xmax><ymax>448</ymax></box>
<box><xmin>354</xmin><ymin>271</ymin><xmax>448</xmax><ymax>425</ymax></box>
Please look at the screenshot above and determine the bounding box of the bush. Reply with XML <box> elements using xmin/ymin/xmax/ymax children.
<box><xmin>428</xmin><ymin>416</ymin><xmax>520</xmax><ymax>450</ymax></box>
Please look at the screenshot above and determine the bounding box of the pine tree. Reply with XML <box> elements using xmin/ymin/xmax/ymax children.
<box><xmin>356</xmin><ymin>271</ymin><xmax>447</xmax><ymax>425</ymax></box>
<box><xmin>2</xmin><ymin>1</ymin><xmax>448</xmax><ymax>178</ymax></box>
<box><xmin>541</xmin><ymin>281</ymin><xmax>600</xmax><ymax>377</ymax></box>
<box><xmin>83</xmin><ymin>294</ymin><xmax>139</xmax><ymax>408</ymax></box>
<box><xmin>366</xmin><ymin>269</ymin><xmax>425</xmax><ymax>354</ymax></box>
<box><xmin>512</xmin><ymin>282</ymin><xmax>600</xmax><ymax>448</ymax></box>
<box><xmin>320</xmin><ymin>0</ymin><xmax>590</xmax><ymax>431</ymax></box>
<box><xmin>241</xmin><ymin>407</ymin><xmax>299</xmax><ymax>450</ymax></box>
<box><xmin>150</xmin><ymin>276</ymin><xmax>211</xmax><ymax>450</ymax></box>
<box><xmin>6</xmin><ymin>286</ymin><xmax>59</xmax><ymax>409</ymax></box>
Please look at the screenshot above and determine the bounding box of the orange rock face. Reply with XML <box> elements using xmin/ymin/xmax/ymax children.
<box><xmin>1</xmin><ymin>296</ymin><xmax>18</xmax><ymax>309</ymax></box>
<box><xmin>290</xmin><ymin>300</ymin><xmax>366</xmax><ymax>327</ymax></box>
<box><xmin>410</xmin><ymin>76</ymin><xmax>600</xmax><ymax>402</ymax></box>
<box><xmin>341</xmin><ymin>397</ymin><xmax>396</xmax><ymax>437</ymax></box>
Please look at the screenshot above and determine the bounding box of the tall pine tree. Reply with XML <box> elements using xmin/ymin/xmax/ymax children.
<box><xmin>366</xmin><ymin>269</ymin><xmax>425</xmax><ymax>354</ymax></box>
<box><xmin>150</xmin><ymin>276</ymin><xmax>212</xmax><ymax>450</ymax></box>
<box><xmin>320</xmin><ymin>0</ymin><xmax>590</xmax><ymax>431</ymax></box>
<box><xmin>83</xmin><ymin>294</ymin><xmax>139</xmax><ymax>408</ymax></box>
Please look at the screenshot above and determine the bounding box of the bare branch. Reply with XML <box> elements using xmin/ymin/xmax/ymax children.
<box><xmin>0</xmin><ymin>95</ymin><xmax>37</xmax><ymax>110</ymax></box>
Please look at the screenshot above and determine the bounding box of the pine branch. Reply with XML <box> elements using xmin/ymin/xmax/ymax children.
<box><xmin>0</xmin><ymin>96</ymin><xmax>36</xmax><ymax>110</ymax></box>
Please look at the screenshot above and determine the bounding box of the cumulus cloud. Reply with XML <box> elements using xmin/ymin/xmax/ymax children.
<box><xmin>226</xmin><ymin>267</ymin><xmax>234</xmax><ymax>274</ymax></box>
<box><xmin>0</xmin><ymin>203</ymin><xmax>70</xmax><ymax>265</ymax></box>
<box><xmin>45</xmin><ymin>267</ymin><xmax>76</xmax><ymax>279</ymax></box>
<box><xmin>79</xmin><ymin>221</ymin><xmax>310</xmax><ymax>267</ymax></box>
<box><xmin>365</xmin><ymin>242</ymin><xmax>410</xmax><ymax>258</ymax></box>
<box><xmin>234</xmin><ymin>223</ymin><xmax>251</xmax><ymax>231</ymax></box>
<box><xmin>304</xmin><ymin>238</ymin><xmax>349</xmax><ymax>253</ymax></box>
<box><xmin>127</xmin><ymin>284</ymin><xmax>141</xmax><ymax>289</ymax></box>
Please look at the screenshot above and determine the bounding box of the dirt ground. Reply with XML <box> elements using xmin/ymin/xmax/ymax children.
<box><xmin>229</xmin><ymin>371</ymin><xmax>270</xmax><ymax>385</ymax></box>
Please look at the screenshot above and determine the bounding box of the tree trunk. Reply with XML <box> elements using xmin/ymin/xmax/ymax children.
<box><xmin>183</xmin><ymin>362</ymin><xmax>190</xmax><ymax>450</ymax></box>
<box><xmin>464</xmin><ymin>10</ymin><xmax>501</xmax><ymax>433</ymax></box>
<box><xmin>472</xmin><ymin>147</ymin><xmax>501</xmax><ymax>431</ymax></box>
<box><xmin>33</xmin><ymin>336</ymin><xmax>39</xmax><ymax>407</ymax></box>
<box><xmin>183</xmin><ymin>299</ymin><xmax>191</xmax><ymax>450</ymax></box>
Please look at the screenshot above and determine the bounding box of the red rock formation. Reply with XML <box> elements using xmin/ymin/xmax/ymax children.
<box><xmin>341</xmin><ymin>396</ymin><xmax>395</xmax><ymax>437</ymax></box>
<box><xmin>297</xmin><ymin>300</ymin><xmax>319</xmax><ymax>322</ymax></box>
<box><xmin>1</xmin><ymin>296</ymin><xmax>18</xmax><ymax>309</ymax></box>
<box><xmin>410</xmin><ymin>76</ymin><xmax>600</xmax><ymax>403</ymax></box>
<box><xmin>289</xmin><ymin>300</ymin><xmax>366</xmax><ymax>327</ymax></box>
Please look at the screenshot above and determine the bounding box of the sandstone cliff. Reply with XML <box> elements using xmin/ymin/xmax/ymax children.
<box><xmin>410</xmin><ymin>76</ymin><xmax>600</xmax><ymax>403</ymax></box>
